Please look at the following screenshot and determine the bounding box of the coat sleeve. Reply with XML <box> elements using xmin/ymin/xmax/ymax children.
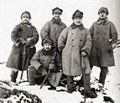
<box><xmin>89</xmin><ymin>23</ymin><xmax>94</xmax><ymax>39</ymax></box>
<box><xmin>11</xmin><ymin>25</ymin><xmax>22</xmax><ymax>44</ymax></box>
<box><xmin>81</xmin><ymin>30</ymin><xmax>92</xmax><ymax>55</ymax></box>
<box><xmin>40</xmin><ymin>22</ymin><xmax>50</xmax><ymax>40</ymax></box>
<box><xmin>58</xmin><ymin>28</ymin><xmax>68</xmax><ymax>52</ymax></box>
<box><xmin>28</xmin><ymin>27</ymin><xmax>39</xmax><ymax>46</ymax></box>
<box><xmin>30</xmin><ymin>51</ymin><xmax>41</xmax><ymax>70</ymax></box>
<box><xmin>110</xmin><ymin>22</ymin><xmax>118</xmax><ymax>44</ymax></box>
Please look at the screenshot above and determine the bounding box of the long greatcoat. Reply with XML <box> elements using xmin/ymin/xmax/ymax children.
<box><xmin>6</xmin><ymin>22</ymin><xmax>39</xmax><ymax>71</ymax></box>
<box><xmin>40</xmin><ymin>18</ymin><xmax>66</xmax><ymax>49</ymax></box>
<box><xmin>89</xmin><ymin>20</ymin><xmax>118</xmax><ymax>67</ymax></box>
<box><xmin>58</xmin><ymin>25</ymin><xmax>92</xmax><ymax>76</ymax></box>
<box><xmin>30</xmin><ymin>48</ymin><xmax>62</xmax><ymax>87</ymax></box>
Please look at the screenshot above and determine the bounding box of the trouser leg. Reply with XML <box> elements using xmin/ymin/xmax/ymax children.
<box><xmin>90</xmin><ymin>65</ymin><xmax>93</xmax><ymax>70</ymax></box>
<box><xmin>67</xmin><ymin>76</ymin><xmax>75</xmax><ymax>93</ymax></box>
<box><xmin>84</xmin><ymin>74</ymin><xmax>90</xmax><ymax>91</ymax></box>
<box><xmin>84</xmin><ymin>73</ymin><xmax>97</xmax><ymax>98</ymax></box>
<box><xmin>28</xmin><ymin>66</ymin><xmax>36</xmax><ymax>85</ymax></box>
<box><xmin>10</xmin><ymin>70</ymin><xmax>18</xmax><ymax>83</ymax></box>
<box><xmin>99</xmin><ymin>67</ymin><xmax>108</xmax><ymax>86</ymax></box>
<box><xmin>77</xmin><ymin>65</ymin><xmax>93</xmax><ymax>86</ymax></box>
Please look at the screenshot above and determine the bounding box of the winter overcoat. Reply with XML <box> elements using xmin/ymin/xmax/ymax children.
<box><xmin>89</xmin><ymin>21</ymin><xmax>118</xmax><ymax>67</ymax></box>
<box><xmin>58</xmin><ymin>26</ymin><xmax>92</xmax><ymax>76</ymax></box>
<box><xmin>6</xmin><ymin>22</ymin><xmax>39</xmax><ymax>70</ymax></box>
<box><xmin>30</xmin><ymin>48</ymin><xmax>62</xmax><ymax>87</ymax></box>
<box><xmin>40</xmin><ymin>19</ymin><xmax>66</xmax><ymax>49</ymax></box>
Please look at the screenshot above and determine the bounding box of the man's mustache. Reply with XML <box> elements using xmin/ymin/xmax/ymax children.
<box><xmin>45</xmin><ymin>47</ymin><xmax>50</xmax><ymax>49</ymax></box>
<box><xmin>101</xmin><ymin>15</ymin><xmax>105</xmax><ymax>17</ymax></box>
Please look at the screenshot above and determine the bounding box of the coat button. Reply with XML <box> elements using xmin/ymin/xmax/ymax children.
<box><xmin>81</xmin><ymin>33</ymin><xmax>83</xmax><ymax>36</ymax></box>
<box><xmin>72</xmin><ymin>33</ymin><xmax>74</xmax><ymax>35</ymax></box>
<box><xmin>72</xmin><ymin>45</ymin><xmax>74</xmax><ymax>47</ymax></box>
<box><xmin>72</xmin><ymin>39</ymin><xmax>74</xmax><ymax>41</ymax></box>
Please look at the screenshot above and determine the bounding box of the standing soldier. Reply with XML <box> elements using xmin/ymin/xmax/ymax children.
<box><xmin>40</xmin><ymin>7</ymin><xmax>66</xmax><ymax>49</ymax></box>
<box><xmin>89</xmin><ymin>7</ymin><xmax>118</xmax><ymax>87</ymax></box>
<box><xmin>58</xmin><ymin>10</ymin><xmax>96</xmax><ymax>98</ymax></box>
<box><xmin>6</xmin><ymin>11</ymin><xmax>39</xmax><ymax>83</ymax></box>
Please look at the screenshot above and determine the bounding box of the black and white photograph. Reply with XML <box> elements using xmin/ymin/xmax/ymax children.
<box><xmin>0</xmin><ymin>0</ymin><xmax>120</xmax><ymax>103</ymax></box>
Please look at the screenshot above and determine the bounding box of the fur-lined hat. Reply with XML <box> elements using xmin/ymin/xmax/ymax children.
<box><xmin>52</xmin><ymin>7</ymin><xmax>63</xmax><ymax>15</ymax></box>
<box><xmin>72</xmin><ymin>10</ymin><xmax>83</xmax><ymax>19</ymax></box>
<box><xmin>41</xmin><ymin>38</ymin><xmax>53</xmax><ymax>46</ymax></box>
<box><xmin>98</xmin><ymin>7</ymin><xmax>109</xmax><ymax>15</ymax></box>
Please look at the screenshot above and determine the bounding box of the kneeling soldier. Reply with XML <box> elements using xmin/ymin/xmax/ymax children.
<box><xmin>28</xmin><ymin>38</ymin><xmax>62</xmax><ymax>90</ymax></box>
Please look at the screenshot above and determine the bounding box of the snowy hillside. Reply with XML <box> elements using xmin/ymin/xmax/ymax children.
<box><xmin>0</xmin><ymin>48</ymin><xmax>120</xmax><ymax>103</ymax></box>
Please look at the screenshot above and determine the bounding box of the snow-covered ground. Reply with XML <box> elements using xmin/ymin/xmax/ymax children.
<box><xmin>0</xmin><ymin>48</ymin><xmax>120</xmax><ymax>103</ymax></box>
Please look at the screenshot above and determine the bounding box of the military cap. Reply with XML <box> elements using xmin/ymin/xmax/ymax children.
<box><xmin>72</xmin><ymin>10</ymin><xmax>83</xmax><ymax>19</ymax></box>
<box><xmin>41</xmin><ymin>38</ymin><xmax>53</xmax><ymax>46</ymax></box>
<box><xmin>52</xmin><ymin>7</ymin><xmax>63</xmax><ymax>15</ymax></box>
<box><xmin>98</xmin><ymin>7</ymin><xmax>109</xmax><ymax>15</ymax></box>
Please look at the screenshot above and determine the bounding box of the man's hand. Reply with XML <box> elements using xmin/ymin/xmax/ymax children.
<box><xmin>15</xmin><ymin>43</ymin><xmax>21</xmax><ymax>47</ymax></box>
<box><xmin>49</xmin><ymin>63</ymin><xmax>55</xmax><ymax>70</ymax></box>
<box><xmin>21</xmin><ymin>40</ymin><xmax>26</xmax><ymax>45</ymax></box>
<box><xmin>81</xmin><ymin>51</ymin><xmax>87</xmax><ymax>57</ymax></box>
<box><xmin>25</xmin><ymin>41</ymin><xmax>30</xmax><ymax>46</ymax></box>
<box><xmin>112</xmin><ymin>43</ymin><xmax>116</xmax><ymax>49</ymax></box>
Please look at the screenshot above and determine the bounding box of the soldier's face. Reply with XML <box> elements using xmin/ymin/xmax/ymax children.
<box><xmin>21</xmin><ymin>14</ymin><xmax>30</xmax><ymax>23</ymax></box>
<box><xmin>99</xmin><ymin>12</ymin><xmax>107</xmax><ymax>19</ymax></box>
<box><xmin>43</xmin><ymin>43</ymin><xmax>52</xmax><ymax>51</ymax></box>
<box><xmin>53</xmin><ymin>12</ymin><xmax>61</xmax><ymax>20</ymax></box>
<box><xmin>73</xmin><ymin>18</ymin><xmax>82</xmax><ymax>25</ymax></box>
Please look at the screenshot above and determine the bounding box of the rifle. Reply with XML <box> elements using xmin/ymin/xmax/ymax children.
<box><xmin>81</xmin><ymin>54</ymin><xmax>86</xmax><ymax>103</ymax></box>
<box><xmin>20</xmin><ymin>44</ymin><xmax>27</xmax><ymax>80</ymax></box>
<box><xmin>40</xmin><ymin>51</ymin><xmax>57</xmax><ymax>89</ymax></box>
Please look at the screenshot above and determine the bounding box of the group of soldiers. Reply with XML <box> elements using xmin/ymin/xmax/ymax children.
<box><xmin>6</xmin><ymin>6</ymin><xmax>118</xmax><ymax>98</ymax></box>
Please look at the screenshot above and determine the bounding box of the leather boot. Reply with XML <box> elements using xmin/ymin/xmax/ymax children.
<box><xmin>67</xmin><ymin>76</ymin><xmax>76</xmax><ymax>93</ymax></box>
<box><xmin>84</xmin><ymin>74</ymin><xmax>97</xmax><ymax>98</ymax></box>
<box><xmin>11</xmin><ymin>71</ymin><xmax>18</xmax><ymax>83</ymax></box>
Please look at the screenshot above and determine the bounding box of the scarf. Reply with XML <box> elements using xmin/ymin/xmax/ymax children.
<box><xmin>20</xmin><ymin>22</ymin><xmax>32</xmax><ymax>28</ymax></box>
<box><xmin>52</xmin><ymin>18</ymin><xmax>61</xmax><ymax>24</ymax></box>
<box><xmin>41</xmin><ymin>48</ymin><xmax>54</xmax><ymax>56</ymax></box>
<box><xmin>97</xmin><ymin>17</ymin><xmax>109</xmax><ymax>25</ymax></box>
<box><xmin>71</xmin><ymin>23</ymin><xmax>84</xmax><ymax>30</ymax></box>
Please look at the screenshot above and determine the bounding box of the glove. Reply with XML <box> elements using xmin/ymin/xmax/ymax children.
<box><xmin>25</xmin><ymin>40</ymin><xmax>31</xmax><ymax>46</ymax></box>
<box><xmin>81</xmin><ymin>51</ymin><xmax>87</xmax><ymax>57</ymax></box>
<box><xmin>112</xmin><ymin>43</ymin><xmax>116</xmax><ymax>49</ymax></box>
<box><xmin>21</xmin><ymin>40</ymin><xmax>26</xmax><ymax>45</ymax></box>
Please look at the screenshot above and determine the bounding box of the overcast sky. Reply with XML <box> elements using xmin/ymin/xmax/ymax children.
<box><xmin>0</xmin><ymin>0</ymin><xmax>119</xmax><ymax>61</ymax></box>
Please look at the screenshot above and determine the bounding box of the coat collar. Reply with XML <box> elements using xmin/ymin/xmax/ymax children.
<box><xmin>41</xmin><ymin>48</ymin><xmax>54</xmax><ymax>56</ymax></box>
<box><xmin>71</xmin><ymin>23</ymin><xmax>84</xmax><ymax>30</ymax></box>
<box><xmin>97</xmin><ymin>17</ymin><xmax>109</xmax><ymax>25</ymax></box>
<box><xmin>20</xmin><ymin>22</ymin><xmax>32</xmax><ymax>28</ymax></box>
<box><xmin>51</xmin><ymin>18</ymin><xmax>62</xmax><ymax>25</ymax></box>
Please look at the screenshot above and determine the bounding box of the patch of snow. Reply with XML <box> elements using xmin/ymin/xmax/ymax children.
<box><xmin>0</xmin><ymin>48</ymin><xmax>120</xmax><ymax>103</ymax></box>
